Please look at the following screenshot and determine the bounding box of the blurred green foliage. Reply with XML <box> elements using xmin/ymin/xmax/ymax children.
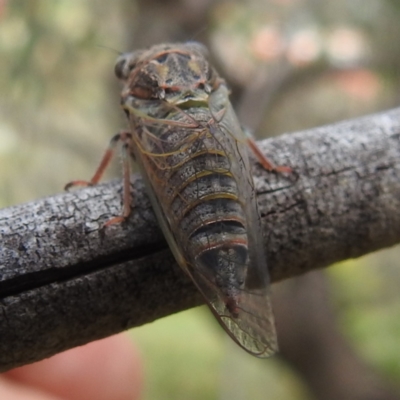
<box><xmin>0</xmin><ymin>0</ymin><xmax>129</xmax><ymax>205</ymax></box>
<box><xmin>1</xmin><ymin>1</ymin><xmax>400</xmax><ymax>399</ymax></box>
<box><xmin>330</xmin><ymin>251</ymin><xmax>400</xmax><ymax>380</ymax></box>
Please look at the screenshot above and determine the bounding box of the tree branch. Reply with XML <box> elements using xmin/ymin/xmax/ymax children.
<box><xmin>0</xmin><ymin>108</ymin><xmax>400</xmax><ymax>372</ymax></box>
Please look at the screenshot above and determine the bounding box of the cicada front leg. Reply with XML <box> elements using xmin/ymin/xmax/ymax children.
<box><xmin>65</xmin><ymin>130</ymin><xmax>134</xmax><ymax>227</ymax></box>
<box><xmin>246</xmin><ymin>135</ymin><xmax>292</xmax><ymax>174</ymax></box>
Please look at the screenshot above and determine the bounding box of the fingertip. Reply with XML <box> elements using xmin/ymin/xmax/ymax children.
<box><xmin>5</xmin><ymin>334</ymin><xmax>143</xmax><ymax>400</ymax></box>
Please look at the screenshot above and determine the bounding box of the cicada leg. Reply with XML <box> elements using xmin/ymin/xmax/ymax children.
<box><xmin>103</xmin><ymin>133</ymin><xmax>133</xmax><ymax>227</ymax></box>
<box><xmin>246</xmin><ymin>136</ymin><xmax>292</xmax><ymax>174</ymax></box>
<box><xmin>65</xmin><ymin>130</ymin><xmax>134</xmax><ymax>227</ymax></box>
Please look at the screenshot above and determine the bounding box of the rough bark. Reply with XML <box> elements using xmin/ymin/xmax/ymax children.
<box><xmin>0</xmin><ymin>107</ymin><xmax>399</xmax><ymax>372</ymax></box>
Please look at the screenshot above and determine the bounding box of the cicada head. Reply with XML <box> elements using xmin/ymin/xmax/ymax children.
<box><xmin>115</xmin><ymin>42</ymin><xmax>222</xmax><ymax>103</ymax></box>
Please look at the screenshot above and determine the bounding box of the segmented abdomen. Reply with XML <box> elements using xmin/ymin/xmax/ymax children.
<box><xmin>142</xmin><ymin>108</ymin><xmax>250</xmax><ymax>268</ymax></box>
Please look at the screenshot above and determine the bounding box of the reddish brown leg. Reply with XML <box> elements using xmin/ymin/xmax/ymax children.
<box><xmin>247</xmin><ymin>136</ymin><xmax>292</xmax><ymax>173</ymax></box>
<box><xmin>64</xmin><ymin>131</ymin><xmax>131</xmax><ymax>190</ymax></box>
<box><xmin>103</xmin><ymin>134</ymin><xmax>133</xmax><ymax>226</ymax></box>
<box><xmin>65</xmin><ymin>130</ymin><xmax>134</xmax><ymax>226</ymax></box>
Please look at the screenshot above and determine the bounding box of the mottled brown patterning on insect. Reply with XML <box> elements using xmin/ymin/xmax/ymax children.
<box><xmin>66</xmin><ymin>42</ymin><xmax>291</xmax><ymax>357</ymax></box>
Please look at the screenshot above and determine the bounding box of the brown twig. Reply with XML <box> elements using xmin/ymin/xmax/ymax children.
<box><xmin>0</xmin><ymin>107</ymin><xmax>399</xmax><ymax>372</ymax></box>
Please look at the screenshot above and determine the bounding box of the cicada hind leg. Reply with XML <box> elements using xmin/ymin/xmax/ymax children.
<box><xmin>246</xmin><ymin>136</ymin><xmax>292</xmax><ymax>174</ymax></box>
<box><xmin>64</xmin><ymin>130</ymin><xmax>134</xmax><ymax>227</ymax></box>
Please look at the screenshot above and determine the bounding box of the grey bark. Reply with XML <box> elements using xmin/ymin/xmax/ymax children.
<box><xmin>0</xmin><ymin>107</ymin><xmax>399</xmax><ymax>372</ymax></box>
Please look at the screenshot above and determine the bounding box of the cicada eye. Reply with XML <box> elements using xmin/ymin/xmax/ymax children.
<box><xmin>155</xmin><ymin>53</ymin><xmax>169</xmax><ymax>64</ymax></box>
<box><xmin>114</xmin><ymin>54</ymin><xmax>137</xmax><ymax>80</ymax></box>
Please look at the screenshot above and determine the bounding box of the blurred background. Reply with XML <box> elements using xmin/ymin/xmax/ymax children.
<box><xmin>1</xmin><ymin>0</ymin><xmax>400</xmax><ymax>399</ymax></box>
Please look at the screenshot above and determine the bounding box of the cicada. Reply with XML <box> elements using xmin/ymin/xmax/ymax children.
<box><xmin>66</xmin><ymin>42</ymin><xmax>290</xmax><ymax>357</ymax></box>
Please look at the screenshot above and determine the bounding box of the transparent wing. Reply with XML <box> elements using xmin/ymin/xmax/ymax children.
<box><xmin>189</xmin><ymin>265</ymin><xmax>277</xmax><ymax>357</ymax></box>
<box><xmin>138</xmin><ymin>168</ymin><xmax>278</xmax><ymax>357</ymax></box>
<box><xmin>127</xmin><ymin>87</ymin><xmax>278</xmax><ymax>358</ymax></box>
<box><xmin>204</xmin><ymin>85</ymin><xmax>278</xmax><ymax>356</ymax></box>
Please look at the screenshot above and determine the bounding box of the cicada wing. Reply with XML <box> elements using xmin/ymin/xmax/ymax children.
<box><xmin>207</xmin><ymin>85</ymin><xmax>278</xmax><ymax>356</ymax></box>
<box><xmin>131</xmin><ymin>153</ymin><xmax>189</xmax><ymax>270</ymax></box>
<box><xmin>136</xmin><ymin>146</ymin><xmax>278</xmax><ymax>357</ymax></box>
<box><xmin>127</xmin><ymin>82</ymin><xmax>277</xmax><ymax>358</ymax></box>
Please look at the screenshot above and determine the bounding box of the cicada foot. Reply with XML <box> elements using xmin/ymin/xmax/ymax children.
<box><xmin>102</xmin><ymin>214</ymin><xmax>129</xmax><ymax>228</ymax></box>
<box><xmin>64</xmin><ymin>180</ymin><xmax>94</xmax><ymax>191</ymax></box>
